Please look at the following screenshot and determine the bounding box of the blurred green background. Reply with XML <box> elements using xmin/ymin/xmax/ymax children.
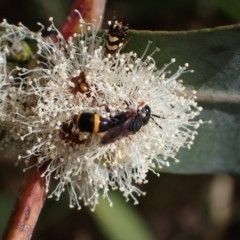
<box><xmin>0</xmin><ymin>0</ymin><xmax>239</xmax><ymax>31</ymax></box>
<box><xmin>1</xmin><ymin>0</ymin><xmax>240</xmax><ymax>240</ymax></box>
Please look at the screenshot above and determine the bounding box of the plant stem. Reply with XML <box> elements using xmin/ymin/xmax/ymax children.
<box><xmin>2</xmin><ymin>157</ymin><xmax>47</xmax><ymax>240</ymax></box>
<box><xmin>60</xmin><ymin>0</ymin><xmax>106</xmax><ymax>39</ymax></box>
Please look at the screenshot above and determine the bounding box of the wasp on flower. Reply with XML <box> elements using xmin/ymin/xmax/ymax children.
<box><xmin>0</xmin><ymin>15</ymin><xmax>203</xmax><ymax>211</ymax></box>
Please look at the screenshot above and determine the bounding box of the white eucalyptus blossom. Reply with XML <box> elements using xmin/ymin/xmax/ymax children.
<box><xmin>0</xmin><ymin>17</ymin><xmax>203</xmax><ymax>210</ymax></box>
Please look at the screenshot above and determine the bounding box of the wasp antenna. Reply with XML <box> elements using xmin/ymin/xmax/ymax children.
<box><xmin>150</xmin><ymin>116</ymin><xmax>163</xmax><ymax>129</ymax></box>
<box><xmin>151</xmin><ymin>113</ymin><xmax>165</xmax><ymax>119</ymax></box>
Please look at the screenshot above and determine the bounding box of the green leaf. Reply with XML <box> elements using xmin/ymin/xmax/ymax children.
<box><xmin>216</xmin><ymin>0</ymin><xmax>240</xmax><ymax>22</ymax></box>
<box><xmin>124</xmin><ymin>25</ymin><xmax>240</xmax><ymax>174</ymax></box>
<box><xmin>92</xmin><ymin>191</ymin><xmax>156</xmax><ymax>240</ymax></box>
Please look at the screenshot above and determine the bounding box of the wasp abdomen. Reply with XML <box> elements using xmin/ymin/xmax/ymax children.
<box><xmin>74</xmin><ymin>113</ymin><xmax>112</xmax><ymax>133</ymax></box>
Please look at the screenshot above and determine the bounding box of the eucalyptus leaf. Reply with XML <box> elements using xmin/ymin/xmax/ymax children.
<box><xmin>124</xmin><ymin>25</ymin><xmax>240</xmax><ymax>175</ymax></box>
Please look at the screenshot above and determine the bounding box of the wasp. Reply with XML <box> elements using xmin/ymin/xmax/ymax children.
<box><xmin>73</xmin><ymin>104</ymin><xmax>162</xmax><ymax>145</ymax></box>
<box><xmin>105</xmin><ymin>18</ymin><xmax>128</xmax><ymax>55</ymax></box>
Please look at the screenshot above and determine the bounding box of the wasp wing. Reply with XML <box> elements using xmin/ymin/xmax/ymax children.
<box><xmin>100</xmin><ymin>118</ymin><xmax>134</xmax><ymax>145</ymax></box>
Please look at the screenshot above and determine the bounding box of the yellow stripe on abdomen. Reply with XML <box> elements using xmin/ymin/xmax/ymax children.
<box><xmin>106</xmin><ymin>41</ymin><xmax>119</xmax><ymax>51</ymax></box>
<box><xmin>93</xmin><ymin>114</ymin><xmax>100</xmax><ymax>133</ymax></box>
